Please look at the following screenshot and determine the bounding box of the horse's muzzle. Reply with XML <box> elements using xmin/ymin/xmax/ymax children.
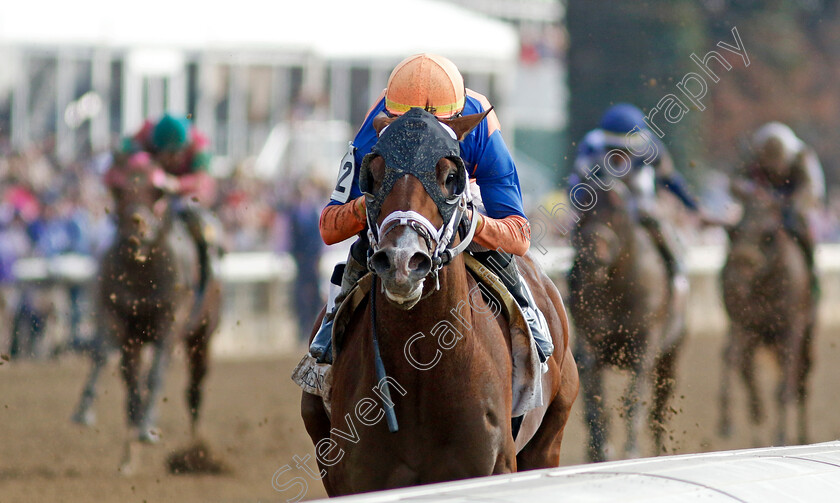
<box><xmin>370</xmin><ymin>232</ymin><xmax>433</xmax><ymax>309</ymax></box>
<box><xmin>121</xmin><ymin>206</ymin><xmax>162</xmax><ymax>256</ymax></box>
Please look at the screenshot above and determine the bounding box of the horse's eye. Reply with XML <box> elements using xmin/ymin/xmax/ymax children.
<box><xmin>445</xmin><ymin>172</ymin><xmax>457</xmax><ymax>193</ymax></box>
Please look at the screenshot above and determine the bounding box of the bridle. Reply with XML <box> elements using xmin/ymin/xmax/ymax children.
<box><xmin>357</xmin><ymin>107</ymin><xmax>486</xmax><ymax>433</ymax></box>
<box><xmin>365</xmin><ymin>184</ymin><xmax>477</xmax><ymax>291</ymax></box>
<box><xmin>360</xmin><ymin>108</ymin><xmax>479</xmax><ymax>290</ymax></box>
<box><xmin>112</xmin><ymin>167</ymin><xmax>175</xmax><ymax>248</ymax></box>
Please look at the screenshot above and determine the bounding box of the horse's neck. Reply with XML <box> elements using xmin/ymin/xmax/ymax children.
<box><xmin>593</xmin><ymin>215</ymin><xmax>657</xmax><ymax>288</ymax></box>
<box><xmin>599</xmin><ymin>214</ymin><xmax>640</xmax><ymax>271</ymax></box>
<box><xmin>767</xmin><ymin>231</ymin><xmax>801</xmax><ymax>276</ymax></box>
<box><xmin>113</xmin><ymin>231</ymin><xmax>174</xmax><ymax>274</ymax></box>
<box><xmin>376</xmin><ymin>255</ymin><xmax>473</xmax><ymax>357</ymax></box>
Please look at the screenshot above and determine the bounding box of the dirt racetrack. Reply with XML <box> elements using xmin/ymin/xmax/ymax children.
<box><xmin>2</xmin><ymin>325</ymin><xmax>840</xmax><ymax>503</ymax></box>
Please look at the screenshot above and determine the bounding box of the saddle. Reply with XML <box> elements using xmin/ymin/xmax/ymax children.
<box><xmin>291</xmin><ymin>256</ymin><xmax>543</xmax><ymax>418</ymax></box>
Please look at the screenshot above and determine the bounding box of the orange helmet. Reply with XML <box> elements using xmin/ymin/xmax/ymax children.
<box><xmin>385</xmin><ymin>53</ymin><xmax>465</xmax><ymax>119</ymax></box>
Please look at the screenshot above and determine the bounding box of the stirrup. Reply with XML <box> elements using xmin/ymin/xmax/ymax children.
<box><xmin>523</xmin><ymin>305</ymin><xmax>553</xmax><ymax>364</ymax></box>
<box><xmin>309</xmin><ymin>316</ymin><xmax>334</xmax><ymax>364</ymax></box>
<box><xmin>309</xmin><ymin>263</ymin><xmax>346</xmax><ymax>365</ymax></box>
<box><xmin>513</xmin><ymin>275</ymin><xmax>554</xmax><ymax>365</ymax></box>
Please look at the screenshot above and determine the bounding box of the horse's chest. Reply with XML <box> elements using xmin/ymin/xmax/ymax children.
<box><xmin>333</xmin><ymin>413</ymin><xmax>506</xmax><ymax>491</ymax></box>
<box><xmin>328</xmin><ymin>368</ymin><xmax>509</xmax><ymax>489</ymax></box>
<box><xmin>103</xmin><ymin>270</ymin><xmax>181</xmax><ymax>316</ymax></box>
<box><xmin>106</xmin><ymin>289</ymin><xmax>172</xmax><ymax>322</ymax></box>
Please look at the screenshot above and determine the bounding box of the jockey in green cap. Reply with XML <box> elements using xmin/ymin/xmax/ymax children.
<box><xmin>107</xmin><ymin>113</ymin><xmax>220</xmax><ymax>302</ymax></box>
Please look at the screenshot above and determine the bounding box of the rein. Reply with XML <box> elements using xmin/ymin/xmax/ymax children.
<box><xmin>358</xmin><ymin>107</ymin><xmax>481</xmax><ymax>432</ymax></box>
<box><xmin>369</xmin><ymin>284</ymin><xmax>399</xmax><ymax>432</ymax></box>
<box><xmin>366</xmin><ymin>204</ymin><xmax>478</xmax><ymax>433</ymax></box>
<box><xmin>364</xmin><ymin>196</ymin><xmax>478</xmax><ymax>432</ymax></box>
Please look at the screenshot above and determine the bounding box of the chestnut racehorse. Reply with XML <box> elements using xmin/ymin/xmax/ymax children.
<box><xmin>718</xmin><ymin>180</ymin><xmax>814</xmax><ymax>445</ymax></box>
<box><xmin>300</xmin><ymin>108</ymin><xmax>578</xmax><ymax>496</ymax></box>
<box><xmin>568</xmin><ymin>181</ymin><xmax>686</xmax><ymax>462</ymax></box>
<box><xmin>72</xmin><ymin>155</ymin><xmax>221</xmax><ymax>474</ymax></box>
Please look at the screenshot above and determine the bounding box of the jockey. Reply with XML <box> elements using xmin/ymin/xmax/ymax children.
<box><xmin>746</xmin><ymin>122</ymin><xmax>825</xmax><ymax>293</ymax></box>
<box><xmin>309</xmin><ymin>53</ymin><xmax>553</xmax><ymax>365</ymax></box>
<box><xmin>570</xmin><ymin>103</ymin><xmax>707</xmax><ymax>294</ymax></box>
<box><xmin>106</xmin><ymin>113</ymin><xmax>219</xmax><ymax>290</ymax></box>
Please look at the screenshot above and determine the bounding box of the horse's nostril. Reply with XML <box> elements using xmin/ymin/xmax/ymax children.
<box><xmin>370</xmin><ymin>251</ymin><xmax>392</xmax><ymax>275</ymax></box>
<box><xmin>409</xmin><ymin>252</ymin><xmax>432</xmax><ymax>275</ymax></box>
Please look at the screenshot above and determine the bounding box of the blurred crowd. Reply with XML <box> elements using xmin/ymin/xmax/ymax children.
<box><xmin>6</xmin><ymin>123</ymin><xmax>840</xmax><ymax>360</ymax></box>
<box><xmin>0</xmin><ymin>137</ymin><xmax>330</xmax><ymax>359</ymax></box>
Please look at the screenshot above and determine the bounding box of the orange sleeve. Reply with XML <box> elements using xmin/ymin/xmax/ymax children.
<box><xmin>319</xmin><ymin>196</ymin><xmax>366</xmax><ymax>245</ymax></box>
<box><xmin>473</xmin><ymin>214</ymin><xmax>531</xmax><ymax>257</ymax></box>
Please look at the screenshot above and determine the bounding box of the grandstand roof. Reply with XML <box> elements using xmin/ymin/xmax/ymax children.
<box><xmin>1</xmin><ymin>0</ymin><xmax>518</xmax><ymax>64</ymax></box>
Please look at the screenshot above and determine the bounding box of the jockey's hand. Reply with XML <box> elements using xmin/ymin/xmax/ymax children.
<box><xmin>150</xmin><ymin>168</ymin><xmax>181</xmax><ymax>194</ymax></box>
<box><xmin>697</xmin><ymin>207</ymin><xmax>732</xmax><ymax>228</ymax></box>
<box><xmin>354</xmin><ymin>196</ymin><xmax>366</xmax><ymax>218</ymax></box>
<box><xmin>467</xmin><ymin>208</ymin><xmax>484</xmax><ymax>233</ymax></box>
<box><xmin>730</xmin><ymin>178</ymin><xmax>756</xmax><ymax>199</ymax></box>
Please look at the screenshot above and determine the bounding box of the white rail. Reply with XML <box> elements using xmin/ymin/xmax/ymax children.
<box><xmin>13</xmin><ymin>244</ymin><xmax>840</xmax><ymax>285</ymax></box>
<box><xmin>11</xmin><ymin>244</ymin><xmax>840</xmax><ymax>357</ymax></box>
<box><xmin>312</xmin><ymin>441</ymin><xmax>840</xmax><ymax>502</ymax></box>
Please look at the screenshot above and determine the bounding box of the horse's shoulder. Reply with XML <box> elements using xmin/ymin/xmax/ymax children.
<box><xmin>517</xmin><ymin>252</ymin><xmax>555</xmax><ymax>299</ymax></box>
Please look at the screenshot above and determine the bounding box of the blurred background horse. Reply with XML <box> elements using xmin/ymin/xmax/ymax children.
<box><xmin>718</xmin><ymin>180</ymin><xmax>815</xmax><ymax>446</ymax></box>
<box><xmin>72</xmin><ymin>154</ymin><xmax>221</xmax><ymax>474</ymax></box>
<box><xmin>568</xmin><ymin>181</ymin><xmax>686</xmax><ymax>461</ymax></box>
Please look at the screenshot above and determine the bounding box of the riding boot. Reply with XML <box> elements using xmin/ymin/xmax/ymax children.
<box><xmin>177</xmin><ymin>203</ymin><xmax>212</xmax><ymax>305</ymax></box>
<box><xmin>784</xmin><ymin>209</ymin><xmax>820</xmax><ymax>299</ymax></box>
<box><xmin>793</xmin><ymin>232</ymin><xmax>819</xmax><ymax>299</ymax></box>
<box><xmin>472</xmin><ymin>250</ymin><xmax>554</xmax><ymax>364</ymax></box>
<box><xmin>639</xmin><ymin>214</ymin><xmax>688</xmax><ymax>345</ymax></box>
<box><xmin>309</xmin><ymin>254</ymin><xmax>368</xmax><ymax>364</ymax></box>
<box><xmin>639</xmin><ymin>213</ymin><xmax>685</xmax><ymax>279</ymax></box>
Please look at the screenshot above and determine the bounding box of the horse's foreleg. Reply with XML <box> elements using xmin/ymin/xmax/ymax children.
<box><xmin>774</xmin><ymin>366</ymin><xmax>790</xmax><ymax>446</ymax></box>
<box><xmin>718</xmin><ymin>330</ymin><xmax>737</xmax><ymax>438</ymax></box>
<box><xmin>775</xmin><ymin>332</ymin><xmax>805</xmax><ymax>447</ymax></box>
<box><xmin>301</xmin><ymin>391</ymin><xmax>334</xmax><ymax>496</ymax></box>
<box><xmin>119</xmin><ymin>341</ymin><xmax>143</xmax><ymax>475</ymax></box>
<box><xmin>796</xmin><ymin>321</ymin><xmax>814</xmax><ymax>445</ymax></box>
<box><xmin>623</xmin><ymin>366</ymin><xmax>647</xmax><ymax>459</ymax></box>
<box><xmin>120</xmin><ymin>342</ymin><xmax>143</xmax><ymax>428</ymax></box>
<box><xmin>517</xmin><ymin>346</ymin><xmax>579</xmax><ymax>470</ymax></box>
<box><xmin>186</xmin><ymin>331</ymin><xmax>210</xmax><ymax>437</ymax></box>
<box><xmin>736</xmin><ymin>333</ymin><xmax>763</xmax><ymax>428</ymax></box>
<box><xmin>651</xmin><ymin>348</ymin><xmax>679</xmax><ymax>455</ymax></box>
<box><xmin>576</xmin><ymin>345</ymin><xmax>608</xmax><ymax>462</ymax></box>
<box><xmin>71</xmin><ymin>331</ymin><xmax>109</xmax><ymax>426</ymax></box>
<box><xmin>138</xmin><ymin>340</ymin><xmax>171</xmax><ymax>443</ymax></box>
<box><xmin>796</xmin><ymin>372</ymin><xmax>809</xmax><ymax>446</ymax></box>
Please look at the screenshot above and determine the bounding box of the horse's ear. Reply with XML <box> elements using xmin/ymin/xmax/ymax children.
<box><xmin>373</xmin><ymin>114</ymin><xmax>397</xmax><ymax>136</ymax></box>
<box><xmin>442</xmin><ymin>107</ymin><xmax>493</xmax><ymax>141</ymax></box>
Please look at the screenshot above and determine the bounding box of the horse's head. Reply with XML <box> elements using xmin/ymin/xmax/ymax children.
<box><xmin>359</xmin><ymin>107</ymin><xmax>489</xmax><ymax>309</ymax></box>
<box><xmin>108</xmin><ymin>153</ymin><xmax>172</xmax><ymax>261</ymax></box>
<box><xmin>725</xmin><ymin>179</ymin><xmax>785</xmax><ymax>274</ymax></box>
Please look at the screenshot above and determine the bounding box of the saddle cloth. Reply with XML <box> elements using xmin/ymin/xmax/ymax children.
<box><xmin>291</xmin><ymin>255</ymin><xmax>543</xmax><ymax>418</ymax></box>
